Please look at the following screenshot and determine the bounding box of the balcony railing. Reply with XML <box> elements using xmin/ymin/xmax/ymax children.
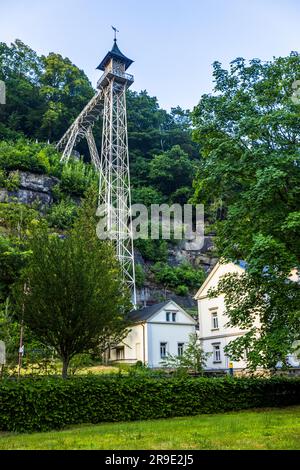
<box><xmin>97</xmin><ymin>69</ymin><xmax>134</xmax><ymax>88</ymax></box>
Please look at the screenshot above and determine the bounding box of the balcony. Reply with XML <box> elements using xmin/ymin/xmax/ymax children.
<box><xmin>97</xmin><ymin>69</ymin><xmax>134</xmax><ymax>89</ymax></box>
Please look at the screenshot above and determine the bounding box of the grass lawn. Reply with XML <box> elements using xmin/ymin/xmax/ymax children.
<box><xmin>0</xmin><ymin>406</ymin><xmax>300</xmax><ymax>450</ymax></box>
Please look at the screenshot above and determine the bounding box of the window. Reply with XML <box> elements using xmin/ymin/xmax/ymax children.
<box><xmin>166</xmin><ymin>312</ymin><xmax>176</xmax><ymax>322</ymax></box>
<box><xmin>160</xmin><ymin>342</ymin><xmax>167</xmax><ymax>358</ymax></box>
<box><xmin>212</xmin><ymin>343</ymin><xmax>221</xmax><ymax>363</ymax></box>
<box><xmin>178</xmin><ymin>343</ymin><xmax>184</xmax><ymax>356</ymax></box>
<box><xmin>212</xmin><ymin>312</ymin><xmax>219</xmax><ymax>330</ymax></box>
<box><xmin>116</xmin><ymin>347</ymin><xmax>125</xmax><ymax>361</ymax></box>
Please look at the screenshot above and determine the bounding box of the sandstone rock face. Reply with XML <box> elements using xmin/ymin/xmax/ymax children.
<box><xmin>168</xmin><ymin>236</ymin><xmax>217</xmax><ymax>272</ymax></box>
<box><xmin>0</xmin><ymin>189</ymin><xmax>8</xmax><ymax>203</ymax></box>
<box><xmin>19</xmin><ymin>172</ymin><xmax>59</xmax><ymax>194</ymax></box>
<box><xmin>136</xmin><ymin>235</ymin><xmax>218</xmax><ymax>307</ymax></box>
<box><xmin>11</xmin><ymin>189</ymin><xmax>52</xmax><ymax>205</ymax></box>
<box><xmin>0</xmin><ymin>171</ymin><xmax>59</xmax><ymax>206</ymax></box>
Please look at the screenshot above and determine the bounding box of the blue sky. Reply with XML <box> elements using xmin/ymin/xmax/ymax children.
<box><xmin>1</xmin><ymin>0</ymin><xmax>300</xmax><ymax>110</ymax></box>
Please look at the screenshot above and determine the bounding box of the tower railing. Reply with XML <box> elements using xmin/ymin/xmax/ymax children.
<box><xmin>97</xmin><ymin>69</ymin><xmax>134</xmax><ymax>88</ymax></box>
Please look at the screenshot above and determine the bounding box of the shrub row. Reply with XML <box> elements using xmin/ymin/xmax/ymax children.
<box><xmin>0</xmin><ymin>376</ymin><xmax>299</xmax><ymax>433</ymax></box>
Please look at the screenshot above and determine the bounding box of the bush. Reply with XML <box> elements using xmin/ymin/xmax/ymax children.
<box><xmin>0</xmin><ymin>141</ymin><xmax>53</xmax><ymax>174</ymax></box>
<box><xmin>59</xmin><ymin>160</ymin><xmax>97</xmax><ymax>197</ymax></box>
<box><xmin>135</xmin><ymin>239</ymin><xmax>168</xmax><ymax>262</ymax></box>
<box><xmin>0</xmin><ymin>170</ymin><xmax>20</xmax><ymax>191</ymax></box>
<box><xmin>175</xmin><ymin>285</ymin><xmax>189</xmax><ymax>296</ymax></box>
<box><xmin>47</xmin><ymin>198</ymin><xmax>78</xmax><ymax>230</ymax></box>
<box><xmin>0</xmin><ymin>376</ymin><xmax>299</xmax><ymax>432</ymax></box>
<box><xmin>134</xmin><ymin>264</ymin><xmax>145</xmax><ymax>289</ymax></box>
<box><xmin>151</xmin><ymin>261</ymin><xmax>206</xmax><ymax>294</ymax></box>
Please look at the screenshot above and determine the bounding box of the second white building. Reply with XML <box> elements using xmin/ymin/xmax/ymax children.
<box><xmin>110</xmin><ymin>300</ymin><xmax>196</xmax><ymax>368</ymax></box>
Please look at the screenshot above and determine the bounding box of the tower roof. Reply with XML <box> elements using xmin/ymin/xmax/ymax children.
<box><xmin>96</xmin><ymin>40</ymin><xmax>133</xmax><ymax>71</ymax></box>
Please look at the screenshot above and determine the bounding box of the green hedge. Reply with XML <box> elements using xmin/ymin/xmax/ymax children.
<box><xmin>0</xmin><ymin>376</ymin><xmax>299</xmax><ymax>432</ymax></box>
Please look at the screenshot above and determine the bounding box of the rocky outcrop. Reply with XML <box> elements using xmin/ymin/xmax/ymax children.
<box><xmin>135</xmin><ymin>235</ymin><xmax>218</xmax><ymax>307</ymax></box>
<box><xmin>19</xmin><ymin>172</ymin><xmax>59</xmax><ymax>194</ymax></box>
<box><xmin>0</xmin><ymin>171</ymin><xmax>59</xmax><ymax>206</ymax></box>
<box><xmin>137</xmin><ymin>287</ymin><xmax>198</xmax><ymax>309</ymax></box>
<box><xmin>168</xmin><ymin>236</ymin><xmax>217</xmax><ymax>272</ymax></box>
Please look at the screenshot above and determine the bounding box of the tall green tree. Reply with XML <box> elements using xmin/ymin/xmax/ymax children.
<box><xmin>13</xmin><ymin>192</ymin><xmax>131</xmax><ymax>377</ymax></box>
<box><xmin>192</xmin><ymin>53</ymin><xmax>300</xmax><ymax>369</ymax></box>
<box><xmin>0</xmin><ymin>40</ymin><xmax>94</xmax><ymax>142</ymax></box>
<box><xmin>149</xmin><ymin>145</ymin><xmax>196</xmax><ymax>199</ymax></box>
<box><xmin>40</xmin><ymin>52</ymin><xmax>94</xmax><ymax>140</ymax></box>
<box><xmin>0</xmin><ymin>202</ymin><xmax>41</xmax><ymax>302</ymax></box>
<box><xmin>0</xmin><ymin>40</ymin><xmax>43</xmax><ymax>139</ymax></box>
<box><xmin>126</xmin><ymin>90</ymin><xmax>199</xmax><ymax>193</ymax></box>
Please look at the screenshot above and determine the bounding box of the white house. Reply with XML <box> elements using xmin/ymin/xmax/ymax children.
<box><xmin>109</xmin><ymin>300</ymin><xmax>196</xmax><ymax>368</ymax></box>
<box><xmin>195</xmin><ymin>261</ymin><xmax>253</xmax><ymax>371</ymax></box>
<box><xmin>195</xmin><ymin>261</ymin><xmax>300</xmax><ymax>372</ymax></box>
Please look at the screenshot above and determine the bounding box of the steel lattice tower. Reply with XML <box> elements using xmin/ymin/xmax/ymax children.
<box><xmin>56</xmin><ymin>34</ymin><xmax>136</xmax><ymax>306</ymax></box>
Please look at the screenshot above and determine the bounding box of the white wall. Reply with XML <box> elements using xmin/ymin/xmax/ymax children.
<box><xmin>153</xmin><ymin>304</ymin><xmax>194</xmax><ymax>324</ymax></box>
<box><xmin>110</xmin><ymin>323</ymin><xmax>146</xmax><ymax>363</ymax></box>
<box><xmin>147</xmin><ymin>322</ymin><xmax>196</xmax><ymax>368</ymax></box>
<box><xmin>198</xmin><ymin>294</ymin><xmax>247</xmax><ymax>370</ymax></box>
<box><xmin>197</xmin><ymin>263</ymin><xmax>248</xmax><ymax>370</ymax></box>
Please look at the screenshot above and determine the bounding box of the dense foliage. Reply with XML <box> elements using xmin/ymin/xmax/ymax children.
<box><xmin>2</xmin><ymin>37</ymin><xmax>299</xmax><ymax>372</ymax></box>
<box><xmin>0</xmin><ymin>375</ymin><xmax>299</xmax><ymax>432</ymax></box>
<box><xmin>0</xmin><ymin>202</ymin><xmax>41</xmax><ymax>301</ymax></box>
<box><xmin>0</xmin><ymin>39</ymin><xmax>94</xmax><ymax>142</ymax></box>
<box><xmin>151</xmin><ymin>261</ymin><xmax>206</xmax><ymax>295</ymax></box>
<box><xmin>0</xmin><ymin>140</ymin><xmax>98</xmax><ymax>197</ymax></box>
<box><xmin>192</xmin><ymin>54</ymin><xmax>300</xmax><ymax>368</ymax></box>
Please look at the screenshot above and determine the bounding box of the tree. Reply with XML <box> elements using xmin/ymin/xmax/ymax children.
<box><xmin>126</xmin><ymin>91</ymin><xmax>199</xmax><ymax>195</ymax></box>
<box><xmin>161</xmin><ymin>333</ymin><xmax>210</xmax><ymax>374</ymax></box>
<box><xmin>13</xmin><ymin>192</ymin><xmax>131</xmax><ymax>378</ymax></box>
<box><xmin>192</xmin><ymin>53</ymin><xmax>300</xmax><ymax>368</ymax></box>
<box><xmin>149</xmin><ymin>145</ymin><xmax>196</xmax><ymax>199</ymax></box>
<box><xmin>151</xmin><ymin>261</ymin><xmax>206</xmax><ymax>295</ymax></box>
<box><xmin>135</xmin><ymin>239</ymin><xmax>168</xmax><ymax>263</ymax></box>
<box><xmin>126</xmin><ymin>90</ymin><xmax>168</xmax><ymax>161</ymax></box>
<box><xmin>209</xmin><ymin>263</ymin><xmax>300</xmax><ymax>371</ymax></box>
<box><xmin>0</xmin><ymin>201</ymin><xmax>41</xmax><ymax>302</ymax></box>
<box><xmin>0</xmin><ymin>40</ymin><xmax>94</xmax><ymax>142</ymax></box>
<box><xmin>134</xmin><ymin>264</ymin><xmax>145</xmax><ymax>290</ymax></box>
<box><xmin>0</xmin><ymin>40</ymin><xmax>199</xmax><ymax>201</ymax></box>
<box><xmin>131</xmin><ymin>186</ymin><xmax>165</xmax><ymax>207</ymax></box>
<box><xmin>40</xmin><ymin>52</ymin><xmax>94</xmax><ymax>141</ymax></box>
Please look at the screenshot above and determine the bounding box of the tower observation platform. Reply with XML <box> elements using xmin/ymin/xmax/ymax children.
<box><xmin>96</xmin><ymin>39</ymin><xmax>134</xmax><ymax>88</ymax></box>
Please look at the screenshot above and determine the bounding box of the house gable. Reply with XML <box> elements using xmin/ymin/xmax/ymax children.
<box><xmin>147</xmin><ymin>300</ymin><xmax>196</xmax><ymax>325</ymax></box>
<box><xmin>194</xmin><ymin>261</ymin><xmax>245</xmax><ymax>300</ymax></box>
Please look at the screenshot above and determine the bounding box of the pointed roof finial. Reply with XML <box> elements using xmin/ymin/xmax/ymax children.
<box><xmin>96</xmin><ymin>28</ymin><xmax>133</xmax><ymax>71</ymax></box>
<box><xmin>111</xmin><ymin>25</ymin><xmax>119</xmax><ymax>42</ymax></box>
